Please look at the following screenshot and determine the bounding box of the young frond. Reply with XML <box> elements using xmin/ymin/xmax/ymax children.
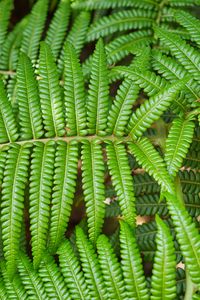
<box><xmin>38</xmin><ymin>42</ymin><xmax>65</xmax><ymax>137</ymax></box>
<box><xmin>1</xmin><ymin>144</ymin><xmax>30</xmax><ymax>278</ymax></box>
<box><xmin>150</xmin><ymin>215</ymin><xmax>176</xmax><ymax>299</ymax></box>
<box><xmin>106</xmin><ymin>142</ymin><xmax>136</xmax><ymax>226</ymax></box>
<box><xmin>49</xmin><ymin>141</ymin><xmax>79</xmax><ymax>253</ymax></box>
<box><xmin>154</xmin><ymin>26</ymin><xmax>200</xmax><ymax>83</ymax></box>
<box><xmin>120</xmin><ymin>221</ymin><xmax>149</xmax><ymax>299</ymax></box>
<box><xmin>17</xmin><ymin>252</ymin><xmax>48</xmax><ymax>299</ymax></box>
<box><xmin>165</xmin><ymin>192</ymin><xmax>200</xmax><ymax>288</ymax></box>
<box><xmin>175</xmin><ymin>10</ymin><xmax>200</xmax><ymax>47</ymax></box>
<box><xmin>97</xmin><ymin>234</ymin><xmax>126</xmax><ymax>300</ymax></box>
<box><xmin>87</xmin><ymin>39</ymin><xmax>109</xmax><ymax>135</ymax></box>
<box><xmin>165</xmin><ymin>116</ymin><xmax>195</xmax><ymax>177</ymax></box>
<box><xmin>20</xmin><ymin>0</ymin><xmax>48</xmax><ymax>63</ymax></box>
<box><xmin>39</xmin><ymin>254</ymin><xmax>70</xmax><ymax>299</ymax></box>
<box><xmin>45</xmin><ymin>0</ymin><xmax>70</xmax><ymax>60</ymax></box>
<box><xmin>29</xmin><ymin>141</ymin><xmax>55</xmax><ymax>269</ymax></box>
<box><xmin>76</xmin><ymin>227</ymin><xmax>107</xmax><ymax>300</ymax></box>
<box><xmin>58</xmin><ymin>239</ymin><xmax>90</xmax><ymax>300</ymax></box>
<box><xmin>0</xmin><ymin>0</ymin><xmax>13</xmax><ymax>57</ymax></box>
<box><xmin>0</xmin><ymin>80</ymin><xmax>18</xmax><ymax>143</ymax></box>
<box><xmin>87</xmin><ymin>9</ymin><xmax>156</xmax><ymax>42</ymax></box>
<box><xmin>128</xmin><ymin>138</ymin><xmax>174</xmax><ymax>193</ymax></box>
<box><xmin>81</xmin><ymin>141</ymin><xmax>105</xmax><ymax>244</ymax></box>
<box><xmin>17</xmin><ymin>53</ymin><xmax>44</xmax><ymax>140</ymax></box>
<box><xmin>64</xmin><ymin>42</ymin><xmax>87</xmax><ymax>136</ymax></box>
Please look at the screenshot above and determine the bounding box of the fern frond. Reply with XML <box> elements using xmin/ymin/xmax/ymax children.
<box><xmin>39</xmin><ymin>254</ymin><xmax>70</xmax><ymax>299</ymax></box>
<box><xmin>150</xmin><ymin>215</ymin><xmax>176</xmax><ymax>299</ymax></box>
<box><xmin>180</xmin><ymin>170</ymin><xmax>200</xmax><ymax>195</ymax></box>
<box><xmin>107</xmin><ymin>79</ymin><xmax>139</xmax><ymax>136</ymax></box>
<box><xmin>72</xmin><ymin>0</ymin><xmax>157</xmax><ymax>10</ymax></box>
<box><xmin>0</xmin><ymin>16</ymin><xmax>28</xmax><ymax>70</ymax></box>
<box><xmin>175</xmin><ymin>10</ymin><xmax>200</xmax><ymax>47</ymax></box>
<box><xmin>127</xmin><ymin>80</ymin><xmax>185</xmax><ymax>139</ymax></box>
<box><xmin>87</xmin><ymin>39</ymin><xmax>109</xmax><ymax>135</ymax></box>
<box><xmin>17</xmin><ymin>53</ymin><xmax>44</xmax><ymax>140</ymax></box>
<box><xmin>45</xmin><ymin>0</ymin><xmax>70</xmax><ymax>59</ymax></box>
<box><xmin>136</xmin><ymin>194</ymin><xmax>168</xmax><ymax>216</ymax></box>
<box><xmin>120</xmin><ymin>221</ymin><xmax>149</xmax><ymax>299</ymax></box>
<box><xmin>106</xmin><ymin>142</ymin><xmax>136</xmax><ymax>226</ymax></box>
<box><xmin>154</xmin><ymin>27</ymin><xmax>200</xmax><ymax>82</ymax></box>
<box><xmin>0</xmin><ymin>277</ymin><xmax>8</xmax><ymax>300</ymax></box>
<box><xmin>0</xmin><ymin>0</ymin><xmax>13</xmax><ymax>57</ymax></box>
<box><xmin>1</xmin><ymin>144</ymin><xmax>30</xmax><ymax>277</ymax></box>
<box><xmin>151</xmin><ymin>50</ymin><xmax>200</xmax><ymax>102</ymax></box>
<box><xmin>64</xmin><ymin>42</ymin><xmax>87</xmax><ymax>136</ymax></box>
<box><xmin>169</xmin><ymin>0</ymin><xmax>200</xmax><ymax>7</ymax></box>
<box><xmin>0</xmin><ymin>80</ymin><xmax>19</xmax><ymax>143</ymax></box>
<box><xmin>58</xmin><ymin>239</ymin><xmax>90</xmax><ymax>300</ymax></box>
<box><xmin>76</xmin><ymin>227</ymin><xmax>107</xmax><ymax>300</ymax></box>
<box><xmin>97</xmin><ymin>234</ymin><xmax>126</xmax><ymax>300</ymax></box>
<box><xmin>165</xmin><ymin>116</ymin><xmax>195</xmax><ymax>177</ymax></box>
<box><xmin>20</xmin><ymin>0</ymin><xmax>48</xmax><ymax>62</ymax></box>
<box><xmin>38</xmin><ymin>42</ymin><xmax>65</xmax><ymax>137</ymax></box>
<box><xmin>17</xmin><ymin>252</ymin><xmax>48</xmax><ymax>299</ymax></box>
<box><xmin>134</xmin><ymin>173</ymin><xmax>160</xmax><ymax>196</ymax></box>
<box><xmin>49</xmin><ymin>141</ymin><xmax>79</xmax><ymax>253</ymax></box>
<box><xmin>58</xmin><ymin>11</ymin><xmax>90</xmax><ymax>75</ymax></box>
<box><xmin>165</xmin><ymin>192</ymin><xmax>200</xmax><ymax>287</ymax></box>
<box><xmin>1</xmin><ymin>261</ymin><xmax>27</xmax><ymax>300</ymax></box>
<box><xmin>128</xmin><ymin>138</ymin><xmax>174</xmax><ymax>193</ymax></box>
<box><xmin>87</xmin><ymin>9</ymin><xmax>156</xmax><ymax>42</ymax></box>
<box><xmin>81</xmin><ymin>140</ymin><xmax>105</xmax><ymax>244</ymax></box>
<box><xmin>29</xmin><ymin>141</ymin><xmax>55</xmax><ymax>269</ymax></box>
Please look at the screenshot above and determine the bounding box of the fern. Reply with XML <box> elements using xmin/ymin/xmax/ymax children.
<box><xmin>87</xmin><ymin>9</ymin><xmax>156</xmax><ymax>42</ymax></box>
<box><xmin>0</xmin><ymin>0</ymin><xmax>13</xmax><ymax>58</ymax></box>
<box><xmin>45</xmin><ymin>0</ymin><xmax>70</xmax><ymax>60</ymax></box>
<box><xmin>150</xmin><ymin>215</ymin><xmax>176</xmax><ymax>299</ymax></box>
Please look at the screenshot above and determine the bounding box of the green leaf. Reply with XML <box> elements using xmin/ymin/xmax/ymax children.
<box><xmin>17</xmin><ymin>53</ymin><xmax>44</xmax><ymax>140</ymax></box>
<box><xmin>45</xmin><ymin>0</ymin><xmax>70</xmax><ymax>59</ymax></box>
<box><xmin>38</xmin><ymin>42</ymin><xmax>65</xmax><ymax>137</ymax></box>
<box><xmin>106</xmin><ymin>142</ymin><xmax>136</xmax><ymax>226</ymax></box>
<box><xmin>39</xmin><ymin>254</ymin><xmax>70</xmax><ymax>299</ymax></box>
<box><xmin>0</xmin><ymin>0</ymin><xmax>13</xmax><ymax>57</ymax></box>
<box><xmin>0</xmin><ymin>80</ymin><xmax>19</xmax><ymax>143</ymax></box>
<box><xmin>87</xmin><ymin>39</ymin><xmax>109</xmax><ymax>135</ymax></box>
<box><xmin>76</xmin><ymin>227</ymin><xmax>107</xmax><ymax>300</ymax></box>
<box><xmin>165</xmin><ymin>116</ymin><xmax>195</xmax><ymax>177</ymax></box>
<box><xmin>165</xmin><ymin>192</ymin><xmax>200</xmax><ymax>288</ymax></box>
<box><xmin>87</xmin><ymin>9</ymin><xmax>155</xmax><ymax>41</ymax></box>
<box><xmin>64</xmin><ymin>42</ymin><xmax>87</xmax><ymax>136</ymax></box>
<box><xmin>20</xmin><ymin>0</ymin><xmax>48</xmax><ymax>62</ymax></box>
<box><xmin>29</xmin><ymin>141</ymin><xmax>55</xmax><ymax>269</ymax></box>
<box><xmin>17</xmin><ymin>252</ymin><xmax>48</xmax><ymax>300</ymax></box>
<box><xmin>120</xmin><ymin>221</ymin><xmax>149</xmax><ymax>299</ymax></box>
<box><xmin>151</xmin><ymin>215</ymin><xmax>176</xmax><ymax>299</ymax></box>
<box><xmin>1</xmin><ymin>144</ymin><xmax>31</xmax><ymax>277</ymax></box>
<box><xmin>128</xmin><ymin>138</ymin><xmax>174</xmax><ymax>193</ymax></box>
<box><xmin>97</xmin><ymin>234</ymin><xmax>126</xmax><ymax>300</ymax></box>
<box><xmin>81</xmin><ymin>140</ymin><xmax>105</xmax><ymax>244</ymax></box>
<box><xmin>58</xmin><ymin>240</ymin><xmax>90</xmax><ymax>300</ymax></box>
<box><xmin>49</xmin><ymin>141</ymin><xmax>79</xmax><ymax>253</ymax></box>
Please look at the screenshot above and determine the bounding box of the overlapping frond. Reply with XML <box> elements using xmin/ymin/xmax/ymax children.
<box><xmin>87</xmin><ymin>9</ymin><xmax>156</xmax><ymax>42</ymax></box>
<box><xmin>0</xmin><ymin>0</ymin><xmax>13</xmax><ymax>57</ymax></box>
<box><xmin>165</xmin><ymin>116</ymin><xmax>195</xmax><ymax>177</ymax></box>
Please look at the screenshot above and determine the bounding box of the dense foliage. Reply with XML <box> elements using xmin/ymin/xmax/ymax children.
<box><xmin>0</xmin><ymin>0</ymin><xmax>200</xmax><ymax>299</ymax></box>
